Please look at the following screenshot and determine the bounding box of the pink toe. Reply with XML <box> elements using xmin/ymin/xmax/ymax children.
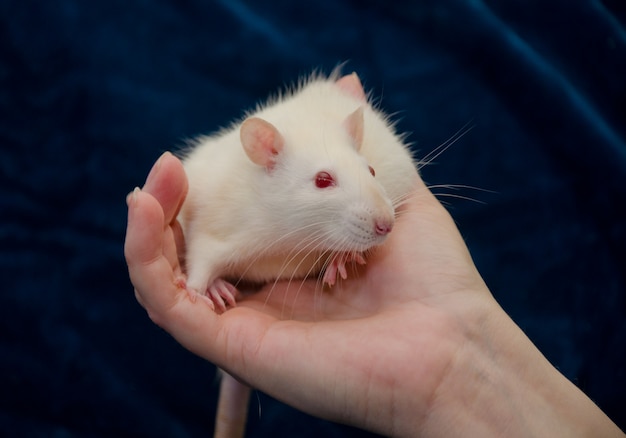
<box><xmin>208</xmin><ymin>286</ymin><xmax>227</xmax><ymax>312</ymax></box>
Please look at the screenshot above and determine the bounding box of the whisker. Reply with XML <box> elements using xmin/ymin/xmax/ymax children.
<box><xmin>231</xmin><ymin>219</ymin><xmax>334</xmax><ymax>289</ymax></box>
<box><xmin>416</xmin><ymin>121</ymin><xmax>474</xmax><ymax>171</ymax></box>
<box><xmin>259</xmin><ymin>233</ymin><xmax>324</xmax><ymax>309</ymax></box>
<box><xmin>279</xmin><ymin>236</ymin><xmax>330</xmax><ymax>318</ymax></box>
<box><xmin>252</xmin><ymin>223</ymin><xmax>337</xmax><ymax>316</ymax></box>
<box><xmin>427</xmin><ymin>184</ymin><xmax>496</xmax><ymax>205</ymax></box>
<box><xmin>283</xmin><ymin>230</ymin><xmax>363</xmax><ymax>320</ymax></box>
<box><xmin>277</xmin><ymin>231</ymin><xmax>341</xmax><ymax>320</ymax></box>
<box><xmin>391</xmin><ymin>190</ymin><xmax>415</xmax><ymax>210</ymax></box>
<box><xmin>426</xmin><ymin>183</ymin><xmax>495</xmax><ymax>194</ymax></box>
<box><xmin>430</xmin><ymin>192</ymin><xmax>487</xmax><ymax>204</ymax></box>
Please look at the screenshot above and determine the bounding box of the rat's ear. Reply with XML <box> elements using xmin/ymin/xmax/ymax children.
<box><xmin>336</xmin><ymin>72</ymin><xmax>366</xmax><ymax>102</ymax></box>
<box><xmin>343</xmin><ymin>106</ymin><xmax>364</xmax><ymax>151</ymax></box>
<box><xmin>240</xmin><ymin>117</ymin><xmax>284</xmax><ymax>170</ymax></box>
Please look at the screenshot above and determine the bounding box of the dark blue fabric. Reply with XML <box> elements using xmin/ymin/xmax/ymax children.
<box><xmin>1</xmin><ymin>1</ymin><xmax>624</xmax><ymax>436</ymax></box>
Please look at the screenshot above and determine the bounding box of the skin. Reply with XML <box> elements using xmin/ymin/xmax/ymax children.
<box><xmin>125</xmin><ymin>152</ymin><xmax>624</xmax><ymax>437</ymax></box>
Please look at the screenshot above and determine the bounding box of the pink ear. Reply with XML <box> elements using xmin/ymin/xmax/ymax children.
<box><xmin>240</xmin><ymin>117</ymin><xmax>284</xmax><ymax>169</ymax></box>
<box><xmin>343</xmin><ymin>106</ymin><xmax>364</xmax><ymax>151</ymax></box>
<box><xmin>336</xmin><ymin>72</ymin><xmax>366</xmax><ymax>102</ymax></box>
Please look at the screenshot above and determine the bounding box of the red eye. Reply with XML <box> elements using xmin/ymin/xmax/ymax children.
<box><xmin>368</xmin><ymin>165</ymin><xmax>376</xmax><ymax>177</ymax></box>
<box><xmin>315</xmin><ymin>171</ymin><xmax>335</xmax><ymax>188</ymax></box>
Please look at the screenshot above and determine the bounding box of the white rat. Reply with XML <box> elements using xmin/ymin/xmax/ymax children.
<box><xmin>177</xmin><ymin>70</ymin><xmax>417</xmax><ymax>437</ymax></box>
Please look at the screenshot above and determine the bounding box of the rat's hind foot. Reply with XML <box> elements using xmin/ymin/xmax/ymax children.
<box><xmin>323</xmin><ymin>252</ymin><xmax>367</xmax><ymax>287</ymax></box>
<box><xmin>207</xmin><ymin>278</ymin><xmax>239</xmax><ymax>313</ymax></box>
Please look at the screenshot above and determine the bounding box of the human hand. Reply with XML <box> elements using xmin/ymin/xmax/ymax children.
<box><xmin>125</xmin><ymin>152</ymin><xmax>624</xmax><ymax>437</ymax></box>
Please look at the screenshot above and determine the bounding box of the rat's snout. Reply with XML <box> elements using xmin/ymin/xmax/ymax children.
<box><xmin>338</xmin><ymin>202</ymin><xmax>395</xmax><ymax>250</ymax></box>
<box><xmin>374</xmin><ymin>217</ymin><xmax>394</xmax><ymax>236</ymax></box>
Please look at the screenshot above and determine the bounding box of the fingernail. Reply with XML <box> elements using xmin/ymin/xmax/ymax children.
<box><xmin>145</xmin><ymin>151</ymin><xmax>171</xmax><ymax>186</ymax></box>
<box><xmin>126</xmin><ymin>187</ymin><xmax>140</xmax><ymax>207</ymax></box>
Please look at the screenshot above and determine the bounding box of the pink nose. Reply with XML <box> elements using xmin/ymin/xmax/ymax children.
<box><xmin>375</xmin><ymin>219</ymin><xmax>394</xmax><ymax>236</ymax></box>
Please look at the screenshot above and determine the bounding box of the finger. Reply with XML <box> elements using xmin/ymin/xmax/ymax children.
<box><xmin>124</xmin><ymin>188</ymin><xmax>201</xmax><ymax>326</ymax></box>
<box><xmin>142</xmin><ymin>151</ymin><xmax>189</xmax><ymax>226</ymax></box>
<box><xmin>171</xmin><ymin>218</ymin><xmax>187</xmax><ymax>271</ymax></box>
<box><xmin>142</xmin><ymin>151</ymin><xmax>189</xmax><ymax>271</ymax></box>
<box><xmin>162</xmin><ymin>222</ymin><xmax>185</xmax><ymax>277</ymax></box>
<box><xmin>124</xmin><ymin>188</ymin><xmax>181</xmax><ymax>314</ymax></box>
<box><xmin>125</xmin><ymin>188</ymin><xmax>240</xmax><ymax>360</ymax></box>
<box><xmin>124</xmin><ymin>188</ymin><xmax>165</xmax><ymax>269</ymax></box>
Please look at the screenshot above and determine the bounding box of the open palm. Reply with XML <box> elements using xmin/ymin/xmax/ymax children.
<box><xmin>125</xmin><ymin>152</ymin><xmax>497</xmax><ymax>435</ymax></box>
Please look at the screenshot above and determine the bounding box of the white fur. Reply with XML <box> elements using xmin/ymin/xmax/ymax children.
<box><xmin>178</xmin><ymin>72</ymin><xmax>417</xmax><ymax>293</ymax></box>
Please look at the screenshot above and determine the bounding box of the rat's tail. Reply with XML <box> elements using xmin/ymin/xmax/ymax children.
<box><xmin>214</xmin><ymin>371</ymin><xmax>251</xmax><ymax>438</ymax></box>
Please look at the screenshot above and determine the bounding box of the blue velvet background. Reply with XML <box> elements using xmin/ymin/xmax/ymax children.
<box><xmin>1</xmin><ymin>1</ymin><xmax>625</xmax><ymax>436</ymax></box>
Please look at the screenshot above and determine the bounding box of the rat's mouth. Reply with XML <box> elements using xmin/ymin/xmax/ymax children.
<box><xmin>344</xmin><ymin>223</ymin><xmax>391</xmax><ymax>250</ymax></box>
<box><xmin>322</xmin><ymin>232</ymin><xmax>388</xmax><ymax>253</ymax></box>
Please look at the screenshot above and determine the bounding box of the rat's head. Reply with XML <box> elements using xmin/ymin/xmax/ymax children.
<box><xmin>239</xmin><ymin>100</ymin><xmax>395</xmax><ymax>254</ymax></box>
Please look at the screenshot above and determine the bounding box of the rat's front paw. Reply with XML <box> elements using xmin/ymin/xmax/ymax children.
<box><xmin>184</xmin><ymin>276</ymin><xmax>239</xmax><ymax>313</ymax></box>
<box><xmin>206</xmin><ymin>278</ymin><xmax>239</xmax><ymax>313</ymax></box>
<box><xmin>323</xmin><ymin>252</ymin><xmax>367</xmax><ymax>287</ymax></box>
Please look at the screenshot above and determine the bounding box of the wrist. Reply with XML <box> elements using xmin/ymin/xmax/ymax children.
<box><xmin>418</xmin><ymin>297</ymin><xmax>624</xmax><ymax>438</ymax></box>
